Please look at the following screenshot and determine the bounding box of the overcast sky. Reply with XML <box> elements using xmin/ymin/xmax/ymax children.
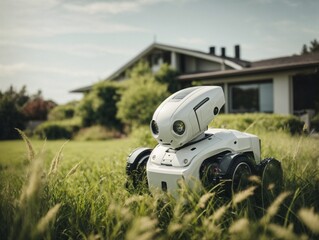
<box><xmin>1</xmin><ymin>0</ymin><xmax>318</xmax><ymax>104</ymax></box>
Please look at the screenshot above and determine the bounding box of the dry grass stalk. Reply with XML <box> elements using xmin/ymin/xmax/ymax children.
<box><xmin>125</xmin><ymin>216</ymin><xmax>158</xmax><ymax>240</ymax></box>
<box><xmin>229</xmin><ymin>218</ymin><xmax>249</xmax><ymax>234</ymax></box>
<box><xmin>15</xmin><ymin>128</ymin><xmax>35</xmax><ymax>162</ymax></box>
<box><xmin>211</xmin><ymin>205</ymin><xmax>228</xmax><ymax>222</ymax></box>
<box><xmin>268</xmin><ymin>223</ymin><xmax>298</xmax><ymax>240</ymax></box>
<box><xmin>36</xmin><ymin>203</ymin><xmax>61</xmax><ymax>234</ymax></box>
<box><xmin>260</xmin><ymin>191</ymin><xmax>291</xmax><ymax>224</ymax></box>
<box><xmin>197</xmin><ymin>192</ymin><xmax>215</xmax><ymax>209</ymax></box>
<box><xmin>298</xmin><ymin>208</ymin><xmax>319</xmax><ymax>234</ymax></box>
<box><xmin>65</xmin><ymin>162</ymin><xmax>81</xmax><ymax>178</ymax></box>
<box><xmin>48</xmin><ymin>140</ymin><xmax>68</xmax><ymax>176</ymax></box>
<box><xmin>232</xmin><ymin>186</ymin><xmax>256</xmax><ymax>207</ymax></box>
<box><xmin>19</xmin><ymin>156</ymin><xmax>43</xmax><ymax>205</ymax></box>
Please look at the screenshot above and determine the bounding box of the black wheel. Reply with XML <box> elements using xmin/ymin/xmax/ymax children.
<box><xmin>226</xmin><ymin>156</ymin><xmax>254</xmax><ymax>193</ymax></box>
<box><xmin>126</xmin><ymin>148</ymin><xmax>152</xmax><ymax>191</ymax></box>
<box><xmin>259</xmin><ymin>158</ymin><xmax>283</xmax><ymax>207</ymax></box>
<box><xmin>231</xmin><ymin>162</ymin><xmax>252</xmax><ymax>192</ymax></box>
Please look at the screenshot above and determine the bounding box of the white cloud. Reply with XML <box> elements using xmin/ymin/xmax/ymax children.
<box><xmin>63</xmin><ymin>0</ymin><xmax>179</xmax><ymax>15</ymax></box>
<box><xmin>0</xmin><ymin>40</ymin><xmax>136</xmax><ymax>57</ymax></box>
<box><xmin>0</xmin><ymin>0</ymin><xmax>147</xmax><ymax>38</ymax></box>
<box><xmin>178</xmin><ymin>37</ymin><xmax>207</xmax><ymax>45</ymax></box>
<box><xmin>0</xmin><ymin>63</ymin><xmax>97</xmax><ymax>78</ymax></box>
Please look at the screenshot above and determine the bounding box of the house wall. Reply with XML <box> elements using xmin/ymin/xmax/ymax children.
<box><xmin>182</xmin><ymin>55</ymin><xmax>222</xmax><ymax>73</ymax></box>
<box><xmin>273</xmin><ymin>74</ymin><xmax>292</xmax><ymax>115</ymax></box>
<box><xmin>198</xmin><ymin>70</ymin><xmax>299</xmax><ymax>115</ymax></box>
<box><xmin>197</xmin><ymin>59</ymin><xmax>221</xmax><ymax>72</ymax></box>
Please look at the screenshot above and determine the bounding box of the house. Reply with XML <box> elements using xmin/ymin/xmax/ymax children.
<box><xmin>71</xmin><ymin>43</ymin><xmax>319</xmax><ymax>117</ymax></box>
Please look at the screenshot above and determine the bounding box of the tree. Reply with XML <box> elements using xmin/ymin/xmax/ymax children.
<box><xmin>0</xmin><ymin>95</ymin><xmax>25</xmax><ymax>139</ymax></box>
<box><xmin>301</xmin><ymin>39</ymin><xmax>319</xmax><ymax>54</ymax></box>
<box><xmin>155</xmin><ymin>63</ymin><xmax>179</xmax><ymax>93</ymax></box>
<box><xmin>77</xmin><ymin>81</ymin><xmax>123</xmax><ymax>130</ymax></box>
<box><xmin>117</xmin><ymin>61</ymin><xmax>169</xmax><ymax>128</ymax></box>
<box><xmin>22</xmin><ymin>98</ymin><xmax>56</xmax><ymax>120</ymax></box>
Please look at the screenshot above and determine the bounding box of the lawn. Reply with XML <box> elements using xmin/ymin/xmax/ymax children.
<box><xmin>1</xmin><ymin>130</ymin><xmax>319</xmax><ymax>239</ymax></box>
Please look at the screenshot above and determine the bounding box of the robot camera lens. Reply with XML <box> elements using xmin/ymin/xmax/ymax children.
<box><xmin>173</xmin><ymin>120</ymin><xmax>185</xmax><ymax>135</ymax></box>
<box><xmin>151</xmin><ymin>120</ymin><xmax>159</xmax><ymax>135</ymax></box>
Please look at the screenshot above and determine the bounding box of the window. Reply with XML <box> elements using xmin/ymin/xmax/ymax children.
<box><xmin>229</xmin><ymin>81</ymin><xmax>273</xmax><ymax>113</ymax></box>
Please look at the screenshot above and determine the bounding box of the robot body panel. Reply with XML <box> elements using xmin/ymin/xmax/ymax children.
<box><xmin>147</xmin><ymin>128</ymin><xmax>261</xmax><ymax>195</ymax></box>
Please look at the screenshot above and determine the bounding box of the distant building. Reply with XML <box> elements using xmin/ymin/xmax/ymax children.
<box><xmin>71</xmin><ymin>43</ymin><xmax>319</xmax><ymax>116</ymax></box>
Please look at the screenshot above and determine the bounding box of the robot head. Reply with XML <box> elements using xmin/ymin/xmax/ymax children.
<box><xmin>150</xmin><ymin>86</ymin><xmax>225</xmax><ymax>149</ymax></box>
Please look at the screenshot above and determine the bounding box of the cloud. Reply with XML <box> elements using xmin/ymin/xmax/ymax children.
<box><xmin>63</xmin><ymin>0</ymin><xmax>179</xmax><ymax>15</ymax></box>
<box><xmin>178</xmin><ymin>37</ymin><xmax>207</xmax><ymax>45</ymax></box>
<box><xmin>0</xmin><ymin>63</ymin><xmax>98</xmax><ymax>78</ymax></box>
<box><xmin>0</xmin><ymin>0</ymin><xmax>147</xmax><ymax>38</ymax></box>
<box><xmin>0</xmin><ymin>40</ymin><xmax>136</xmax><ymax>57</ymax></box>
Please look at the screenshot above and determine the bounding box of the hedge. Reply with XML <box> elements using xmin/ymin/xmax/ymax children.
<box><xmin>35</xmin><ymin>117</ymin><xmax>81</xmax><ymax>139</ymax></box>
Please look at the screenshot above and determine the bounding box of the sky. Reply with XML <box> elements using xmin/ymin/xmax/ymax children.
<box><xmin>1</xmin><ymin>0</ymin><xmax>318</xmax><ymax>104</ymax></box>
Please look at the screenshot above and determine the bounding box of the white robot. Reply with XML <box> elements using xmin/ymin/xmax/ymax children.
<box><xmin>126</xmin><ymin>86</ymin><xmax>283</xmax><ymax>199</ymax></box>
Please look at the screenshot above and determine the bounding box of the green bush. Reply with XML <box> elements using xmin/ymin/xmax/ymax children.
<box><xmin>117</xmin><ymin>61</ymin><xmax>169</xmax><ymax>129</ymax></box>
<box><xmin>130</xmin><ymin>125</ymin><xmax>157</xmax><ymax>148</ymax></box>
<box><xmin>48</xmin><ymin>101</ymin><xmax>78</xmax><ymax>121</ymax></box>
<box><xmin>77</xmin><ymin>82</ymin><xmax>123</xmax><ymax>130</ymax></box>
<box><xmin>0</xmin><ymin>96</ymin><xmax>26</xmax><ymax>139</ymax></box>
<box><xmin>211</xmin><ymin>113</ymin><xmax>304</xmax><ymax>134</ymax></box>
<box><xmin>35</xmin><ymin>117</ymin><xmax>81</xmax><ymax>139</ymax></box>
<box><xmin>74</xmin><ymin>125</ymin><xmax>122</xmax><ymax>141</ymax></box>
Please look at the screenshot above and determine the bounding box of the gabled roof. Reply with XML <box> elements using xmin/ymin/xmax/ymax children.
<box><xmin>106</xmin><ymin>42</ymin><xmax>246</xmax><ymax>80</ymax></box>
<box><xmin>71</xmin><ymin>42</ymin><xmax>249</xmax><ymax>93</ymax></box>
<box><xmin>178</xmin><ymin>52</ymin><xmax>319</xmax><ymax>81</ymax></box>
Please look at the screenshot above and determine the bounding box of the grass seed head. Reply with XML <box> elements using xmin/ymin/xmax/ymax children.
<box><xmin>261</xmin><ymin>191</ymin><xmax>291</xmax><ymax>224</ymax></box>
<box><xmin>232</xmin><ymin>186</ymin><xmax>256</xmax><ymax>207</ymax></box>
<box><xmin>15</xmin><ymin>128</ymin><xmax>35</xmax><ymax>162</ymax></box>
<box><xmin>197</xmin><ymin>192</ymin><xmax>215</xmax><ymax>209</ymax></box>
<box><xmin>268</xmin><ymin>223</ymin><xmax>298</xmax><ymax>240</ymax></box>
<box><xmin>298</xmin><ymin>208</ymin><xmax>319</xmax><ymax>234</ymax></box>
<box><xmin>229</xmin><ymin>218</ymin><xmax>250</xmax><ymax>234</ymax></box>
<box><xmin>36</xmin><ymin>203</ymin><xmax>61</xmax><ymax>235</ymax></box>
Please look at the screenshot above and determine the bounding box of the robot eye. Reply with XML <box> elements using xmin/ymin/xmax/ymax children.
<box><xmin>173</xmin><ymin>120</ymin><xmax>186</xmax><ymax>135</ymax></box>
<box><xmin>151</xmin><ymin>120</ymin><xmax>159</xmax><ymax>135</ymax></box>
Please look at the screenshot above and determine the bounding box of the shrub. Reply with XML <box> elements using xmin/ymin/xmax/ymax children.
<box><xmin>77</xmin><ymin>82</ymin><xmax>123</xmax><ymax>130</ymax></box>
<box><xmin>211</xmin><ymin>113</ymin><xmax>304</xmax><ymax>134</ymax></box>
<box><xmin>48</xmin><ymin>101</ymin><xmax>78</xmax><ymax>121</ymax></box>
<box><xmin>0</xmin><ymin>96</ymin><xmax>26</xmax><ymax>139</ymax></box>
<box><xmin>22</xmin><ymin>98</ymin><xmax>56</xmax><ymax>120</ymax></box>
<box><xmin>35</xmin><ymin>117</ymin><xmax>81</xmax><ymax>139</ymax></box>
<box><xmin>74</xmin><ymin>125</ymin><xmax>122</xmax><ymax>141</ymax></box>
<box><xmin>130</xmin><ymin>125</ymin><xmax>157</xmax><ymax>148</ymax></box>
<box><xmin>117</xmin><ymin>61</ymin><xmax>169</xmax><ymax>129</ymax></box>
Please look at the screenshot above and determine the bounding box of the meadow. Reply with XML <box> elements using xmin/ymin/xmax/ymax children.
<box><xmin>0</xmin><ymin>127</ymin><xmax>319</xmax><ymax>239</ymax></box>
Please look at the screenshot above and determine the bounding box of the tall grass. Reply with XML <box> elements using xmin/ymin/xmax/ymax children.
<box><xmin>0</xmin><ymin>127</ymin><xmax>319</xmax><ymax>239</ymax></box>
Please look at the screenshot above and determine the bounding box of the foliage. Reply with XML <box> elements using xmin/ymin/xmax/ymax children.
<box><xmin>210</xmin><ymin>113</ymin><xmax>304</xmax><ymax>134</ymax></box>
<box><xmin>0</xmin><ymin>95</ymin><xmax>26</xmax><ymax>139</ymax></box>
<box><xmin>301</xmin><ymin>39</ymin><xmax>319</xmax><ymax>54</ymax></box>
<box><xmin>0</xmin><ymin>86</ymin><xmax>31</xmax><ymax>139</ymax></box>
<box><xmin>117</xmin><ymin>61</ymin><xmax>170</xmax><ymax>128</ymax></box>
<box><xmin>154</xmin><ymin>63</ymin><xmax>179</xmax><ymax>93</ymax></box>
<box><xmin>77</xmin><ymin>81</ymin><xmax>123</xmax><ymax>130</ymax></box>
<box><xmin>130</xmin><ymin>125</ymin><xmax>157</xmax><ymax>147</ymax></box>
<box><xmin>48</xmin><ymin>101</ymin><xmax>78</xmax><ymax>121</ymax></box>
<box><xmin>22</xmin><ymin>98</ymin><xmax>56</xmax><ymax>120</ymax></box>
<box><xmin>0</xmin><ymin>85</ymin><xmax>55</xmax><ymax>139</ymax></box>
<box><xmin>1</xmin><ymin>129</ymin><xmax>319</xmax><ymax>239</ymax></box>
<box><xmin>35</xmin><ymin>117</ymin><xmax>81</xmax><ymax>140</ymax></box>
<box><xmin>73</xmin><ymin>125</ymin><xmax>122</xmax><ymax>141</ymax></box>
